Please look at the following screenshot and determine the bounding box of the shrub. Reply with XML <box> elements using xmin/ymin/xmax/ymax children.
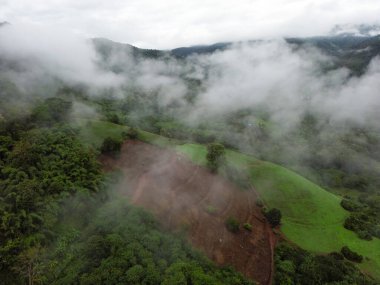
<box><xmin>343</xmin><ymin>213</ymin><xmax>374</xmax><ymax>240</ymax></box>
<box><xmin>328</xmin><ymin>252</ymin><xmax>344</xmax><ymax>260</ymax></box>
<box><xmin>205</xmin><ymin>205</ymin><xmax>217</xmax><ymax>215</ymax></box>
<box><xmin>357</xmin><ymin>230</ymin><xmax>372</xmax><ymax>241</ymax></box>
<box><xmin>106</xmin><ymin>113</ymin><xmax>121</xmax><ymax>124</ymax></box>
<box><xmin>243</xmin><ymin>223</ymin><xmax>252</xmax><ymax>231</ymax></box>
<box><xmin>370</xmin><ymin>225</ymin><xmax>380</xmax><ymax>239</ymax></box>
<box><xmin>255</xmin><ymin>199</ymin><xmax>264</xmax><ymax>208</ymax></box>
<box><xmin>341</xmin><ymin>246</ymin><xmax>363</xmax><ymax>263</ymax></box>
<box><xmin>225</xmin><ymin>217</ymin><xmax>240</xmax><ymax>233</ymax></box>
<box><xmin>340</xmin><ymin>199</ymin><xmax>361</xmax><ymax>212</ymax></box>
<box><xmin>344</xmin><ymin>214</ymin><xmax>363</xmax><ymax>231</ymax></box>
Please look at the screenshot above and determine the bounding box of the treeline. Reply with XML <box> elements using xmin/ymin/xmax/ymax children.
<box><xmin>341</xmin><ymin>196</ymin><xmax>380</xmax><ymax>240</ymax></box>
<box><xmin>43</xmin><ymin>197</ymin><xmax>253</xmax><ymax>285</ymax></box>
<box><xmin>274</xmin><ymin>243</ymin><xmax>376</xmax><ymax>285</ymax></box>
<box><xmin>0</xmin><ymin>125</ymin><xmax>102</xmax><ymax>284</ymax></box>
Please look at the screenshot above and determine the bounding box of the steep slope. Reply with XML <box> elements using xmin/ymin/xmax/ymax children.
<box><xmin>177</xmin><ymin>143</ymin><xmax>380</xmax><ymax>280</ymax></box>
<box><xmin>101</xmin><ymin>141</ymin><xmax>275</xmax><ymax>285</ymax></box>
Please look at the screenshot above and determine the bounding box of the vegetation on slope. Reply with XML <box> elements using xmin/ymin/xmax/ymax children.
<box><xmin>78</xmin><ymin>119</ymin><xmax>380</xmax><ymax>281</ymax></box>
<box><xmin>0</xmin><ymin>99</ymin><xmax>253</xmax><ymax>284</ymax></box>
<box><xmin>176</xmin><ymin>143</ymin><xmax>380</xmax><ymax>280</ymax></box>
<box><xmin>0</xmin><ymin>126</ymin><xmax>102</xmax><ymax>284</ymax></box>
<box><xmin>275</xmin><ymin>243</ymin><xmax>375</xmax><ymax>285</ymax></box>
<box><xmin>43</xmin><ymin>195</ymin><xmax>253</xmax><ymax>285</ymax></box>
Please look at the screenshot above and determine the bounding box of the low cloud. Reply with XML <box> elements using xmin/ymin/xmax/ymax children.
<box><xmin>182</xmin><ymin>41</ymin><xmax>380</xmax><ymax>129</ymax></box>
<box><xmin>0</xmin><ymin>23</ymin><xmax>123</xmax><ymax>92</ymax></box>
<box><xmin>1</xmin><ymin>23</ymin><xmax>380</xmax><ymax>131</ymax></box>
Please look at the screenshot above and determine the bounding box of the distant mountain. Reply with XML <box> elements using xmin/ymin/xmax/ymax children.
<box><xmin>171</xmin><ymin>42</ymin><xmax>231</xmax><ymax>57</ymax></box>
<box><xmin>92</xmin><ymin>38</ymin><xmax>168</xmax><ymax>73</ymax></box>
<box><xmin>92</xmin><ymin>35</ymin><xmax>380</xmax><ymax>75</ymax></box>
<box><xmin>330</xmin><ymin>24</ymin><xmax>380</xmax><ymax>37</ymax></box>
<box><xmin>286</xmin><ymin>35</ymin><xmax>380</xmax><ymax>74</ymax></box>
<box><xmin>170</xmin><ymin>36</ymin><xmax>380</xmax><ymax>74</ymax></box>
<box><xmin>1</xmin><ymin>23</ymin><xmax>376</xmax><ymax>76</ymax></box>
<box><xmin>93</xmin><ymin>38</ymin><xmax>166</xmax><ymax>60</ymax></box>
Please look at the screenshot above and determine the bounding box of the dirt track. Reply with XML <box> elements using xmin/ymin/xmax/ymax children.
<box><xmin>101</xmin><ymin>140</ymin><xmax>275</xmax><ymax>285</ymax></box>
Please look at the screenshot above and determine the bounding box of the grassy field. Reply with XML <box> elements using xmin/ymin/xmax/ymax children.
<box><xmin>77</xmin><ymin>120</ymin><xmax>380</xmax><ymax>279</ymax></box>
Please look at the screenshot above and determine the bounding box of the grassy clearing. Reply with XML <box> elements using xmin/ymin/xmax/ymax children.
<box><xmin>76</xmin><ymin>120</ymin><xmax>128</xmax><ymax>147</ymax></box>
<box><xmin>76</xmin><ymin>120</ymin><xmax>176</xmax><ymax>148</ymax></box>
<box><xmin>176</xmin><ymin>144</ymin><xmax>208</xmax><ymax>165</ymax></box>
<box><xmin>76</xmin><ymin>121</ymin><xmax>380</xmax><ymax>279</ymax></box>
<box><xmin>138</xmin><ymin>130</ymin><xmax>178</xmax><ymax>147</ymax></box>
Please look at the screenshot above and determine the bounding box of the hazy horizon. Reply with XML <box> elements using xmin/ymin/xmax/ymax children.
<box><xmin>1</xmin><ymin>0</ymin><xmax>380</xmax><ymax>49</ymax></box>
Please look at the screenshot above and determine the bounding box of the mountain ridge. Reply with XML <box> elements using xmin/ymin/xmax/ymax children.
<box><xmin>92</xmin><ymin>34</ymin><xmax>380</xmax><ymax>75</ymax></box>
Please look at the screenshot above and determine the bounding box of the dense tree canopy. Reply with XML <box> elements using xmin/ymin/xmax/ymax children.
<box><xmin>0</xmin><ymin>126</ymin><xmax>102</xmax><ymax>284</ymax></box>
<box><xmin>275</xmin><ymin>243</ymin><xmax>375</xmax><ymax>285</ymax></box>
<box><xmin>43</xmin><ymin>200</ymin><xmax>253</xmax><ymax>285</ymax></box>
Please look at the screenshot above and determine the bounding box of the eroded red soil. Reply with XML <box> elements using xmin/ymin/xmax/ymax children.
<box><xmin>101</xmin><ymin>140</ymin><xmax>275</xmax><ymax>285</ymax></box>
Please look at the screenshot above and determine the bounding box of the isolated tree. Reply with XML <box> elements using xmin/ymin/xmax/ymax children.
<box><xmin>265</xmin><ymin>208</ymin><xmax>282</xmax><ymax>227</ymax></box>
<box><xmin>125</xmin><ymin>127</ymin><xmax>138</xmax><ymax>140</ymax></box>
<box><xmin>100</xmin><ymin>137</ymin><xmax>122</xmax><ymax>154</ymax></box>
<box><xmin>206</xmin><ymin>143</ymin><xmax>225</xmax><ymax>172</ymax></box>
<box><xmin>107</xmin><ymin>113</ymin><xmax>121</xmax><ymax>124</ymax></box>
<box><xmin>225</xmin><ymin>217</ymin><xmax>240</xmax><ymax>233</ymax></box>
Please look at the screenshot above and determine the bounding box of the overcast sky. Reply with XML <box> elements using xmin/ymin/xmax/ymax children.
<box><xmin>1</xmin><ymin>0</ymin><xmax>380</xmax><ymax>49</ymax></box>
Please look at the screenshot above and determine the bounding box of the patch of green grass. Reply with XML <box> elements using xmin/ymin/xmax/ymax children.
<box><xmin>75</xmin><ymin>120</ymin><xmax>176</xmax><ymax>149</ymax></box>
<box><xmin>176</xmin><ymin>144</ymin><xmax>208</xmax><ymax>165</ymax></box>
<box><xmin>249</xmin><ymin>162</ymin><xmax>347</xmax><ymax>226</ymax></box>
<box><xmin>138</xmin><ymin>130</ymin><xmax>177</xmax><ymax>147</ymax></box>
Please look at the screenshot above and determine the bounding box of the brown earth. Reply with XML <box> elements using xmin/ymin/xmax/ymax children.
<box><xmin>101</xmin><ymin>140</ymin><xmax>276</xmax><ymax>285</ymax></box>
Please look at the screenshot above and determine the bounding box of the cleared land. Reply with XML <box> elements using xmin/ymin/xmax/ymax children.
<box><xmin>101</xmin><ymin>141</ymin><xmax>275</xmax><ymax>285</ymax></box>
